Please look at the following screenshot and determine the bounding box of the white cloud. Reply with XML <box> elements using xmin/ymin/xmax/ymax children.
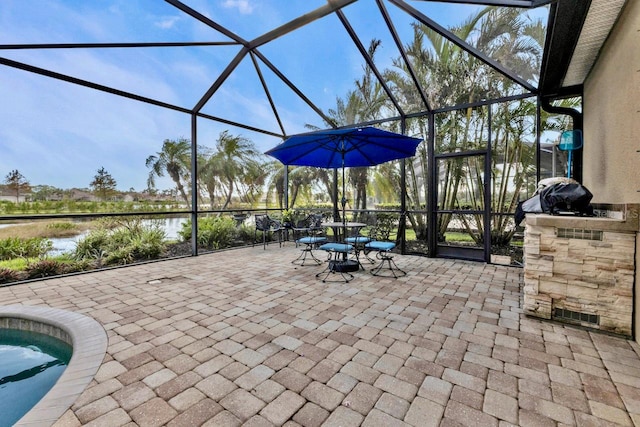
<box><xmin>221</xmin><ymin>0</ymin><xmax>254</xmax><ymax>15</ymax></box>
<box><xmin>0</xmin><ymin>59</ymin><xmax>192</xmax><ymax>190</ymax></box>
<box><xmin>155</xmin><ymin>15</ymin><xmax>181</xmax><ymax>30</ymax></box>
<box><xmin>0</xmin><ymin>0</ymin><xmax>389</xmax><ymax>189</ymax></box>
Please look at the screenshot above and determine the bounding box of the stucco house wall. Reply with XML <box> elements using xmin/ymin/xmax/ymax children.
<box><xmin>583</xmin><ymin>0</ymin><xmax>639</xmax><ymax>204</ymax></box>
<box><xmin>583</xmin><ymin>0</ymin><xmax>640</xmax><ymax>342</ymax></box>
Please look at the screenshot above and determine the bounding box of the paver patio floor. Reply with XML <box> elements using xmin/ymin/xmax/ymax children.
<box><xmin>1</xmin><ymin>245</ymin><xmax>639</xmax><ymax>426</ymax></box>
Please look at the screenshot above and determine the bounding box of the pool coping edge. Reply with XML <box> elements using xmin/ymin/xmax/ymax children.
<box><xmin>0</xmin><ymin>305</ymin><xmax>108</xmax><ymax>427</ymax></box>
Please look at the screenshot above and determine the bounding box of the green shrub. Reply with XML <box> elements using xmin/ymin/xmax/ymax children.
<box><xmin>26</xmin><ymin>259</ymin><xmax>66</xmax><ymax>279</ymax></box>
<box><xmin>105</xmin><ymin>227</ymin><xmax>165</xmax><ymax>264</ymax></box>
<box><xmin>179</xmin><ymin>216</ymin><xmax>237</xmax><ymax>250</ymax></box>
<box><xmin>375</xmin><ymin>213</ymin><xmax>398</xmax><ymax>227</ymax></box>
<box><xmin>0</xmin><ymin>237</ymin><xmax>52</xmax><ymax>260</ymax></box>
<box><xmin>46</xmin><ymin>222</ymin><xmax>77</xmax><ymax>231</ymax></box>
<box><xmin>74</xmin><ymin>218</ymin><xmax>166</xmax><ymax>266</ymax></box>
<box><xmin>0</xmin><ymin>258</ymin><xmax>29</xmax><ymax>270</ymax></box>
<box><xmin>54</xmin><ymin>257</ymin><xmax>92</xmax><ymax>274</ymax></box>
<box><xmin>236</xmin><ymin>224</ymin><xmax>254</xmax><ymax>243</ymax></box>
<box><xmin>0</xmin><ymin>238</ymin><xmax>21</xmax><ymax>260</ymax></box>
<box><xmin>200</xmin><ymin>217</ymin><xmax>236</xmax><ymax>249</ymax></box>
<box><xmin>178</xmin><ymin>220</ymin><xmax>192</xmax><ymax>242</ymax></box>
<box><xmin>0</xmin><ymin>201</ymin><xmax>15</xmax><ymax>214</ymax></box>
<box><xmin>73</xmin><ymin>228</ymin><xmax>110</xmax><ymax>260</ymax></box>
<box><xmin>105</xmin><ymin>246</ymin><xmax>134</xmax><ymax>265</ymax></box>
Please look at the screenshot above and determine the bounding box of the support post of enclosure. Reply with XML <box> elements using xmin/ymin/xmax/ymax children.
<box><xmin>400</xmin><ymin>118</ymin><xmax>407</xmax><ymax>254</ymax></box>
<box><xmin>191</xmin><ymin>113</ymin><xmax>198</xmax><ymax>256</ymax></box>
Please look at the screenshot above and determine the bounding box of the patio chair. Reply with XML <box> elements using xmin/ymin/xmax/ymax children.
<box><xmin>253</xmin><ymin>214</ymin><xmax>282</xmax><ymax>250</ymax></box>
<box><xmin>315</xmin><ymin>242</ymin><xmax>355</xmax><ymax>283</ymax></box>
<box><xmin>291</xmin><ymin>215</ymin><xmax>327</xmax><ymax>266</ymax></box>
<box><xmin>364</xmin><ymin>222</ymin><xmax>406</xmax><ymax>278</ymax></box>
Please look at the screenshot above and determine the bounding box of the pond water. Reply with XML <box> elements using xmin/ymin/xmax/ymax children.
<box><xmin>0</xmin><ymin>328</ymin><xmax>72</xmax><ymax>427</ymax></box>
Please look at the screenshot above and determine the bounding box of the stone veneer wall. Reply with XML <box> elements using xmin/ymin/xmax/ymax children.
<box><xmin>523</xmin><ymin>213</ymin><xmax>637</xmax><ymax>337</ymax></box>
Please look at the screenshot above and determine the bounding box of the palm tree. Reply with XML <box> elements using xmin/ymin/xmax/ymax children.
<box><xmin>324</xmin><ymin>39</ymin><xmax>388</xmax><ymax>215</ymax></box>
<box><xmin>236</xmin><ymin>160</ymin><xmax>268</xmax><ymax>207</ymax></box>
<box><xmin>265</xmin><ymin>164</ymin><xmax>330</xmax><ymax>210</ymax></box>
<box><xmin>197</xmin><ymin>148</ymin><xmax>224</xmax><ymax>209</ymax></box>
<box><xmin>265</xmin><ymin>162</ymin><xmax>287</xmax><ymax>209</ymax></box>
<box><xmin>214</xmin><ymin>131</ymin><xmax>261</xmax><ymax>210</ymax></box>
<box><xmin>387</xmin><ymin>15</ymin><xmax>487</xmax><ymax>241</ymax></box>
<box><xmin>146</xmin><ymin>138</ymin><xmax>191</xmax><ymax>208</ymax></box>
<box><xmin>455</xmin><ymin>8</ymin><xmax>545</xmax><ymax>244</ymax></box>
<box><xmin>288</xmin><ymin>167</ymin><xmax>311</xmax><ymax>208</ymax></box>
<box><xmin>369</xmin><ymin>162</ymin><xmax>401</xmax><ymax>205</ymax></box>
<box><xmin>388</xmin><ymin>6</ymin><xmax>544</xmax><ymax>245</ymax></box>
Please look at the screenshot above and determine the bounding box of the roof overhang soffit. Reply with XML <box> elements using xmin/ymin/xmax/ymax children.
<box><xmin>539</xmin><ymin>0</ymin><xmax>628</xmax><ymax>99</ymax></box>
<box><xmin>411</xmin><ymin>0</ymin><xmax>552</xmax><ymax>7</ymax></box>
<box><xmin>538</xmin><ymin>0</ymin><xmax>591</xmax><ymax>98</ymax></box>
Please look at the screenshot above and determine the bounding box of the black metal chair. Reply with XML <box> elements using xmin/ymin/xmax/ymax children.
<box><xmin>253</xmin><ymin>214</ymin><xmax>282</xmax><ymax>250</ymax></box>
<box><xmin>364</xmin><ymin>222</ymin><xmax>406</xmax><ymax>278</ymax></box>
<box><xmin>291</xmin><ymin>215</ymin><xmax>327</xmax><ymax>266</ymax></box>
<box><xmin>344</xmin><ymin>224</ymin><xmax>375</xmax><ymax>269</ymax></box>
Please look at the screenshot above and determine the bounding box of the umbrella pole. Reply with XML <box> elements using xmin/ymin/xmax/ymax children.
<box><xmin>332</xmin><ymin>170</ymin><xmax>339</xmax><ymax>222</ymax></box>
<box><xmin>341</xmin><ymin>153</ymin><xmax>347</xmax><ymax>243</ymax></box>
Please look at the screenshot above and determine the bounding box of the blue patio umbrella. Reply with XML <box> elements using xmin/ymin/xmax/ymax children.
<box><xmin>265</xmin><ymin>126</ymin><xmax>423</xmax><ymax>229</ymax></box>
<box><xmin>265</xmin><ymin>126</ymin><xmax>422</xmax><ymax>169</ymax></box>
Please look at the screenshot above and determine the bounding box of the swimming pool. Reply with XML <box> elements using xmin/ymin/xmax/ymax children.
<box><xmin>0</xmin><ymin>329</ymin><xmax>72</xmax><ymax>427</ymax></box>
<box><xmin>0</xmin><ymin>306</ymin><xmax>108</xmax><ymax>426</ymax></box>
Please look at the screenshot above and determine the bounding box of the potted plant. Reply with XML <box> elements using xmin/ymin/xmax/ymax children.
<box><xmin>281</xmin><ymin>209</ymin><xmax>294</xmax><ymax>228</ymax></box>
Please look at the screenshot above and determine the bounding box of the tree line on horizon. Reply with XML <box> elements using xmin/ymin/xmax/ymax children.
<box><xmin>1</xmin><ymin>167</ymin><xmax>166</xmax><ymax>204</ymax></box>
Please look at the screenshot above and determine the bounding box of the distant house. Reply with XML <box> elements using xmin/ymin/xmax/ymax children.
<box><xmin>67</xmin><ymin>188</ymin><xmax>99</xmax><ymax>202</ymax></box>
<box><xmin>121</xmin><ymin>193</ymin><xmax>136</xmax><ymax>202</ymax></box>
<box><xmin>0</xmin><ymin>186</ymin><xmax>31</xmax><ymax>203</ymax></box>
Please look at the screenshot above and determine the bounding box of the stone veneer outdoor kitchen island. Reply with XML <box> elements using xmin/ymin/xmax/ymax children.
<box><xmin>523</xmin><ymin>205</ymin><xmax>639</xmax><ymax>338</ymax></box>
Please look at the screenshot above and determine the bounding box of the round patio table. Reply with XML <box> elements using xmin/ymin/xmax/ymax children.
<box><xmin>321</xmin><ymin>222</ymin><xmax>366</xmax><ymax>241</ymax></box>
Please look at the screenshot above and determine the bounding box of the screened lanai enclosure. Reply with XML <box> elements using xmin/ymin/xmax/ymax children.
<box><xmin>1</xmin><ymin>0</ymin><xmax>621</xmax><ymax>280</ymax></box>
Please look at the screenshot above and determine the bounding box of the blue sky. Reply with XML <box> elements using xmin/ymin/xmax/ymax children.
<box><xmin>0</xmin><ymin>0</ymin><xmax>546</xmax><ymax>192</ymax></box>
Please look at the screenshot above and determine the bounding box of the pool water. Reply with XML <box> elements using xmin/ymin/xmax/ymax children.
<box><xmin>0</xmin><ymin>328</ymin><xmax>72</xmax><ymax>427</ymax></box>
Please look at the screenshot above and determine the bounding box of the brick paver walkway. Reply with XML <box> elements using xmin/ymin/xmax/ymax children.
<box><xmin>1</xmin><ymin>246</ymin><xmax>639</xmax><ymax>426</ymax></box>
